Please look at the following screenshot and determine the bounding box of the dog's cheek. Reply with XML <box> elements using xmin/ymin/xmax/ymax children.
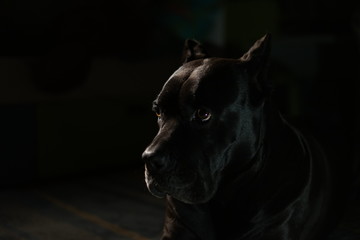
<box><xmin>208</xmin><ymin>121</ymin><xmax>239</xmax><ymax>172</ymax></box>
<box><xmin>175</xmin><ymin>181</ymin><xmax>214</xmax><ymax>204</ymax></box>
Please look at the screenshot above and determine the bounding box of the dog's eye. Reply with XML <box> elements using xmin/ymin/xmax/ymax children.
<box><xmin>154</xmin><ymin>109</ymin><xmax>161</xmax><ymax>118</ymax></box>
<box><xmin>195</xmin><ymin>108</ymin><xmax>212</xmax><ymax>122</ymax></box>
<box><xmin>152</xmin><ymin>105</ymin><xmax>161</xmax><ymax>118</ymax></box>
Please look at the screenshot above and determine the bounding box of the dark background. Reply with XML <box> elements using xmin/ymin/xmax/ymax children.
<box><xmin>0</xmin><ymin>0</ymin><xmax>359</xmax><ymax>200</ymax></box>
<box><xmin>1</xmin><ymin>0</ymin><xmax>360</xmax><ymax>239</ymax></box>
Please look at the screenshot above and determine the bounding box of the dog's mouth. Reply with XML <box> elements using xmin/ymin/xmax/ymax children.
<box><xmin>146</xmin><ymin>178</ymin><xmax>166</xmax><ymax>198</ymax></box>
<box><xmin>144</xmin><ymin>165</ymin><xmax>168</xmax><ymax>198</ymax></box>
<box><xmin>145</xmin><ymin>166</ymin><xmax>197</xmax><ymax>198</ymax></box>
<box><xmin>144</xmin><ymin>165</ymin><xmax>218</xmax><ymax>204</ymax></box>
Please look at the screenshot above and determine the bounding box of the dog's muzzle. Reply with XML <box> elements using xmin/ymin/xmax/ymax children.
<box><xmin>142</xmin><ymin>148</ymin><xmax>171</xmax><ymax>198</ymax></box>
<box><xmin>142</xmin><ymin>149</ymin><xmax>170</xmax><ymax>174</ymax></box>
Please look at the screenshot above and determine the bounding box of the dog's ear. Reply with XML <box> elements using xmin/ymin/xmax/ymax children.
<box><xmin>240</xmin><ymin>33</ymin><xmax>271</xmax><ymax>67</ymax></box>
<box><xmin>182</xmin><ymin>39</ymin><xmax>209</xmax><ymax>63</ymax></box>
<box><xmin>240</xmin><ymin>34</ymin><xmax>272</xmax><ymax>96</ymax></box>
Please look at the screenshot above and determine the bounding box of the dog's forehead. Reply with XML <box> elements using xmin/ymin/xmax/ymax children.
<box><xmin>156</xmin><ymin>59</ymin><xmax>206</xmax><ymax>106</ymax></box>
<box><xmin>157</xmin><ymin>58</ymin><xmax>240</xmax><ymax>107</ymax></box>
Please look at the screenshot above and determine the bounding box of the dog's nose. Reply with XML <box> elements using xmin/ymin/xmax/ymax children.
<box><xmin>142</xmin><ymin>150</ymin><xmax>168</xmax><ymax>173</ymax></box>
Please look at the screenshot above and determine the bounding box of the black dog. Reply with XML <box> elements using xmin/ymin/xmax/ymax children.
<box><xmin>142</xmin><ymin>35</ymin><xmax>334</xmax><ymax>240</ymax></box>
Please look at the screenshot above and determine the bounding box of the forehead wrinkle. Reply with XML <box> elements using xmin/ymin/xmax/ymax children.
<box><xmin>179</xmin><ymin>62</ymin><xmax>210</xmax><ymax>106</ymax></box>
<box><xmin>157</xmin><ymin>68</ymin><xmax>188</xmax><ymax>101</ymax></box>
<box><xmin>156</xmin><ymin>65</ymin><xmax>199</xmax><ymax>114</ymax></box>
<box><xmin>157</xmin><ymin>59</ymin><xmax>208</xmax><ymax>108</ymax></box>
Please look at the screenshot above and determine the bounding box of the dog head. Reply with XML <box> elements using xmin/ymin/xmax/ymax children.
<box><xmin>142</xmin><ymin>34</ymin><xmax>271</xmax><ymax>204</ymax></box>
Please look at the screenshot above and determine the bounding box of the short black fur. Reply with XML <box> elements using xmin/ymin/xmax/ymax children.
<box><xmin>142</xmin><ymin>34</ymin><xmax>337</xmax><ymax>240</ymax></box>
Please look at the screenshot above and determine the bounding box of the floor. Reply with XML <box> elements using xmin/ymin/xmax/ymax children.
<box><xmin>0</xmin><ymin>167</ymin><xmax>359</xmax><ymax>240</ymax></box>
<box><xmin>0</xmin><ymin>168</ymin><xmax>164</xmax><ymax>240</ymax></box>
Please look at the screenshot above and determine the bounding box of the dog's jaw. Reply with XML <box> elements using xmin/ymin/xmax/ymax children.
<box><xmin>145</xmin><ymin>162</ymin><xmax>221</xmax><ymax>204</ymax></box>
<box><xmin>145</xmin><ymin>165</ymin><xmax>166</xmax><ymax>198</ymax></box>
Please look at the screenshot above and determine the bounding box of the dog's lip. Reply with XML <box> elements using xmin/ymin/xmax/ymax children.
<box><xmin>146</xmin><ymin>173</ymin><xmax>198</xmax><ymax>199</ymax></box>
<box><xmin>145</xmin><ymin>168</ymin><xmax>166</xmax><ymax>198</ymax></box>
<box><xmin>147</xmin><ymin>181</ymin><xmax>166</xmax><ymax>198</ymax></box>
<box><xmin>145</xmin><ymin>165</ymin><xmax>201</xmax><ymax>199</ymax></box>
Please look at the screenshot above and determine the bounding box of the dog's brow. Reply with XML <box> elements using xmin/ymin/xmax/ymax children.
<box><xmin>152</xmin><ymin>101</ymin><xmax>159</xmax><ymax>111</ymax></box>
